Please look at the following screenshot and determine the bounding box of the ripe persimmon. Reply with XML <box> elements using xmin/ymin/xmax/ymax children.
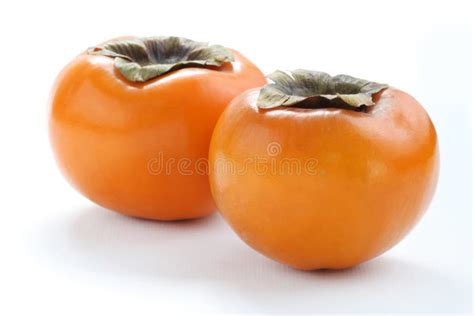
<box><xmin>49</xmin><ymin>36</ymin><xmax>265</xmax><ymax>220</ymax></box>
<box><xmin>209</xmin><ymin>69</ymin><xmax>439</xmax><ymax>270</ymax></box>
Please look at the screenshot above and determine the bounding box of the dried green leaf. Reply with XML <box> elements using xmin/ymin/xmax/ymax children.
<box><xmin>257</xmin><ymin>69</ymin><xmax>388</xmax><ymax>110</ymax></box>
<box><xmin>87</xmin><ymin>36</ymin><xmax>235</xmax><ymax>82</ymax></box>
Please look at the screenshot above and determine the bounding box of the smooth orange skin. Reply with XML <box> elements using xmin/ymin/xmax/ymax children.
<box><xmin>49</xmin><ymin>49</ymin><xmax>265</xmax><ymax>220</ymax></box>
<box><xmin>209</xmin><ymin>88</ymin><xmax>439</xmax><ymax>270</ymax></box>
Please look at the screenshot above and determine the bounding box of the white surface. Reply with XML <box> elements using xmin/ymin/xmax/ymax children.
<box><xmin>0</xmin><ymin>0</ymin><xmax>472</xmax><ymax>314</ymax></box>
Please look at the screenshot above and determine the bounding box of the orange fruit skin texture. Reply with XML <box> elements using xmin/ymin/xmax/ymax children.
<box><xmin>209</xmin><ymin>88</ymin><xmax>439</xmax><ymax>270</ymax></box>
<box><xmin>49</xmin><ymin>50</ymin><xmax>265</xmax><ymax>221</ymax></box>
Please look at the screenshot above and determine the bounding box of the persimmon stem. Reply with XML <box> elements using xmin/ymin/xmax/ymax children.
<box><xmin>257</xmin><ymin>70</ymin><xmax>388</xmax><ymax>111</ymax></box>
<box><xmin>87</xmin><ymin>36</ymin><xmax>234</xmax><ymax>82</ymax></box>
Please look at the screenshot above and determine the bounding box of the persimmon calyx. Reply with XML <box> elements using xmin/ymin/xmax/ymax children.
<box><xmin>257</xmin><ymin>69</ymin><xmax>388</xmax><ymax>110</ymax></box>
<box><xmin>87</xmin><ymin>36</ymin><xmax>235</xmax><ymax>82</ymax></box>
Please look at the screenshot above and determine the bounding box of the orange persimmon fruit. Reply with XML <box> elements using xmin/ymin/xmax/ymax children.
<box><xmin>209</xmin><ymin>70</ymin><xmax>439</xmax><ymax>270</ymax></box>
<box><xmin>49</xmin><ymin>36</ymin><xmax>265</xmax><ymax>220</ymax></box>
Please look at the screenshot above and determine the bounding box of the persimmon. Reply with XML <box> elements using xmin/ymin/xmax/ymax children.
<box><xmin>209</xmin><ymin>69</ymin><xmax>439</xmax><ymax>270</ymax></box>
<box><xmin>49</xmin><ymin>36</ymin><xmax>265</xmax><ymax>220</ymax></box>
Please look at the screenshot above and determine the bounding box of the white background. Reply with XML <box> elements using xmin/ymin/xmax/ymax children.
<box><xmin>0</xmin><ymin>0</ymin><xmax>472</xmax><ymax>314</ymax></box>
